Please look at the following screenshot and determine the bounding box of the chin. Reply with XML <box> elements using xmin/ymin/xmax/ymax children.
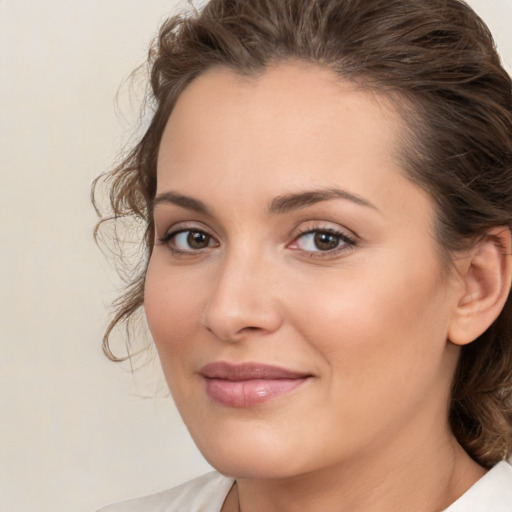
<box><xmin>187</xmin><ymin>421</ymin><xmax>308</xmax><ymax>479</ymax></box>
<box><xmin>204</xmin><ymin>449</ymin><xmax>300</xmax><ymax>480</ymax></box>
<box><xmin>187</xmin><ymin>417</ymin><xmax>346</xmax><ymax>481</ymax></box>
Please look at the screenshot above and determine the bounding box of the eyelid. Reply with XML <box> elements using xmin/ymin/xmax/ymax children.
<box><xmin>288</xmin><ymin>223</ymin><xmax>357</xmax><ymax>258</ymax></box>
<box><xmin>156</xmin><ymin>222</ymin><xmax>220</xmax><ymax>255</ymax></box>
<box><xmin>156</xmin><ymin>220</ymin><xmax>215</xmax><ymax>242</ymax></box>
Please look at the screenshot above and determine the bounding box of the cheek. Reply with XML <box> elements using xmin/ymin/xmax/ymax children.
<box><xmin>284</xmin><ymin>255</ymin><xmax>451</xmax><ymax>388</ymax></box>
<box><xmin>144</xmin><ymin>257</ymin><xmax>206</xmax><ymax>363</ymax></box>
<box><xmin>281</xmin><ymin>264</ymin><xmax>454</xmax><ymax>447</ymax></box>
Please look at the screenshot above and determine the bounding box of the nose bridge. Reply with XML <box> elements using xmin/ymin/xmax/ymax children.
<box><xmin>202</xmin><ymin>242</ymin><xmax>282</xmax><ymax>341</ymax></box>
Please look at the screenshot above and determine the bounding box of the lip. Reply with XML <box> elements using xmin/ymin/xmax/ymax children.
<box><xmin>199</xmin><ymin>362</ymin><xmax>312</xmax><ymax>408</ymax></box>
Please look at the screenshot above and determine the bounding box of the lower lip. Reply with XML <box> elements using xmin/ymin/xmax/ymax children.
<box><xmin>204</xmin><ymin>378</ymin><xmax>309</xmax><ymax>407</ymax></box>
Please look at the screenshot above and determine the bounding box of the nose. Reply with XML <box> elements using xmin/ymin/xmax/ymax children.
<box><xmin>201</xmin><ymin>251</ymin><xmax>284</xmax><ymax>342</ymax></box>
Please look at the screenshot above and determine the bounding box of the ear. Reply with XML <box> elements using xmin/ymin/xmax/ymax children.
<box><xmin>448</xmin><ymin>227</ymin><xmax>512</xmax><ymax>346</ymax></box>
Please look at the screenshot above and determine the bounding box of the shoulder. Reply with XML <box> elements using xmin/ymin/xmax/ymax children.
<box><xmin>445</xmin><ymin>461</ymin><xmax>512</xmax><ymax>512</ymax></box>
<box><xmin>97</xmin><ymin>472</ymin><xmax>235</xmax><ymax>512</ymax></box>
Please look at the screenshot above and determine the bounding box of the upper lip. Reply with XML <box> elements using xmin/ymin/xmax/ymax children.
<box><xmin>199</xmin><ymin>362</ymin><xmax>311</xmax><ymax>381</ymax></box>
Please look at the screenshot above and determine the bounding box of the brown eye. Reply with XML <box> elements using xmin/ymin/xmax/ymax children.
<box><xmin>161</xmin><ymin>229</ymin><xmax>217</xmax><ymax>253</ymax></box>
<box><xmin>187</xmin><ymin>230</ymin><xmax>211</xmax><ymax>249</ymax></box>
<box><xmin>292</xmin><ymin>228</ymin><xmax>356</xmax><ymax>256</ymax></box>
<box><xmin>313</xmin><ymin>232</ymin><xmax>340</xmax><ymax>251</ymax></box>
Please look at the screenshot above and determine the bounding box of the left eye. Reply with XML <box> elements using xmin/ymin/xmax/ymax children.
<box><xmin>294</xmin><ymin>230</ymin><xmax>353</xmax><ymax>252</ymax></box>
<box><xmin>163</xmin><ymin>229</ymin><xmax>217</xmax><ymax>252</ymax></box>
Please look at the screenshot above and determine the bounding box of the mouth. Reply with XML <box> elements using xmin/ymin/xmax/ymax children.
<box><xmin>198</xmin><ymin>362</ymin><xmax>312</xmax><ymax>408</ymax></box>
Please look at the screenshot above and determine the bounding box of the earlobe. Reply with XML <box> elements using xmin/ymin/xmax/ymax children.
<box><xmin>448</xmin><ymin>227</ymin><xmax>512</xmax><ymax>346</ymax></box>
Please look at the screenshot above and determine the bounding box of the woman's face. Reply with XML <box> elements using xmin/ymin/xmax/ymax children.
<box><xmin>145</xmin><ymin>63</ymin><xmax>463</xmax><ymax>478</ymax></box>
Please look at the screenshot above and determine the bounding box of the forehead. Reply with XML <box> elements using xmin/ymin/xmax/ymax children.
<box><xmin>161</xmin><ymin>63</ymin><xmax>403</xmax><ymax>155</ymax></box>
<box><xmin>157</xmin><ymin>62</ymin><xmax>414</xmax><ymax>211</ymax></box>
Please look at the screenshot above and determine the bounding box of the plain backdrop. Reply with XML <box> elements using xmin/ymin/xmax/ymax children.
<box><xmin>0</xmin><ymin>1</ymin><xmax>511</xmax><ymax>511</ymax></box>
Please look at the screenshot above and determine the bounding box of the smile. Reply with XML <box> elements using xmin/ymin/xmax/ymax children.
<box><xmin>199</xmin><ymin>362</ymin><xmax>312</xmax><ymax>408</ymax></box>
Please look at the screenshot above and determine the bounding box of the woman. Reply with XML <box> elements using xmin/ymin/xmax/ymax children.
<box><xmin>95</xmin><ymin>0</ymin><xmax>512</xmax><ymax>510</ymax></box>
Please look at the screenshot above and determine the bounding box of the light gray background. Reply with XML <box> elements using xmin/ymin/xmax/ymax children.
<box><xmin>0</xmin><ymin>1</ymin><xmax>510</xmax><ymax>511</ymax></box>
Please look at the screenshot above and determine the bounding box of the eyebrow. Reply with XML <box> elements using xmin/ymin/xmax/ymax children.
<box><xmin>152</xmin><ymin>187</ymin><xmax>378</xmax><ymax>217</ymax></box>
<box><xmin>152</xmin><ymin>191</ymin><xmax>213</xmax><ymax>216</ymax></box>
<box><xmin>268</xmin><ymin>187</ymin><xmax>378</xmax><ymax>215</ymax></box>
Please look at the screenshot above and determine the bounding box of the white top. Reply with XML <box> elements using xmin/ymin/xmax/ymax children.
<box><xmin>97</xmin><ymin>461</ymin><xmax>512</xmax><ymax>512</ymax></box>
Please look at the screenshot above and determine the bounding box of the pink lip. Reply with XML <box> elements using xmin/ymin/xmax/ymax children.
<box><xmin>199</xmin><ymin>362</ymin><xmax>312</xmax><ymax>408</ymax></box>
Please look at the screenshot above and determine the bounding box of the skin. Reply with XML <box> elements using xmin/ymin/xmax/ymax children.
<box><xmin>145</xmin><ymin>62</ymin><xmax>488</xmax><ymax>512</ymax></box>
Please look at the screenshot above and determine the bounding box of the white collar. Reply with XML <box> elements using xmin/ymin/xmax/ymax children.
<box><xmin>444</xmin><ymin>461</ymin><xmax>512</xmax><ymax>512</ymax></box>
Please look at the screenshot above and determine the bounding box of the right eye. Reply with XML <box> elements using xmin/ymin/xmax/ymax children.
<box><xmin>159</xmin><ymin>229</ymin><xmax>218</xmax><ymax>254</ymax></box>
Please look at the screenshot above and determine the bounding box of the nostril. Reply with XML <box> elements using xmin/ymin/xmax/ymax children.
<box><xmin>241</xmin><ymin>326</ymin><xmax>269</xmax><ymax>334</ymax></box>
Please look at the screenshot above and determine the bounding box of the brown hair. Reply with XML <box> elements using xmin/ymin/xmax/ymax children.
<box><xmin>92</xmin><ymin>0</ymin><xmax>512</xmax><ymax>467</ymax></box>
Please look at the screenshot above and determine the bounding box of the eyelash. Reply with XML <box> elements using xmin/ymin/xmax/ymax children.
<box><xmin>158</xmin><ymin>227</ymin><xmax>218</xmax><ymax>255</ymax></box>
<box><xmin>290</xmin><ymin>226</ymin><xmax>357</xmax><ymax>258</ymax></box>
<box><xmin>157</xmin><ymin>225</ymin><xmax>357</xmax><ymax>258</ymax></box>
